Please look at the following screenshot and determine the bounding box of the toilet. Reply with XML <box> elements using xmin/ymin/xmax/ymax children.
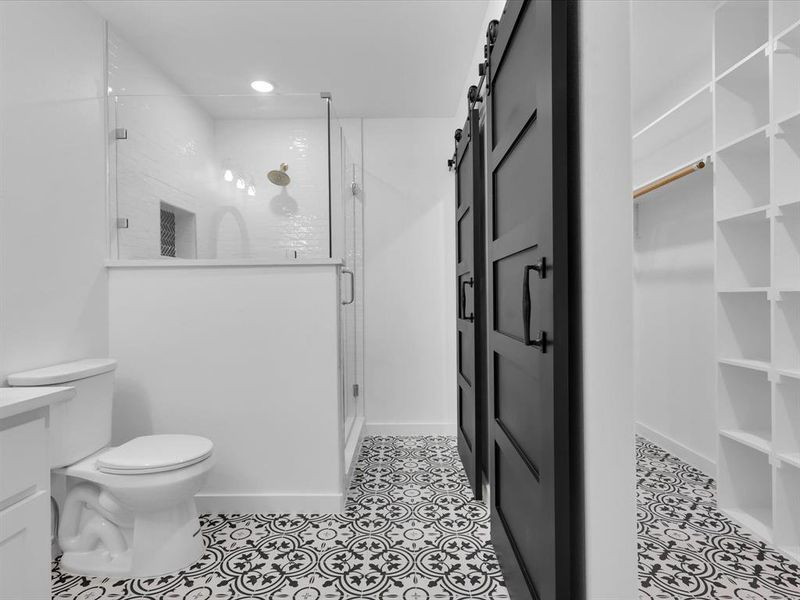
<box><xmin>7</xmin><ymin>359</ymin><xmax>214</xmax><ymax>578</ymax></box>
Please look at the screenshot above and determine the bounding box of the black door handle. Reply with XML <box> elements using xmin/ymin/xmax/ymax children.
<box><xmin>460</xmin><ymin>277</ymin><xmax>475</xmax><ymax>322</ymax></box>
<box><xmin>522</xmin><ymin>258</ymin><xmax>547</xmax><ymax>352</ymax></box>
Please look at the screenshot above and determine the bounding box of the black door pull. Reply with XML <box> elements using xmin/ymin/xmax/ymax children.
<box><xmin>522</xmin><ymin>259</ymin><xmax>547</xmax><ymax>352</ymax></box>
<box><xmin>460</xmin><ymin>277</ymin><xmax>475</xmax><ymax>322</ymax></box>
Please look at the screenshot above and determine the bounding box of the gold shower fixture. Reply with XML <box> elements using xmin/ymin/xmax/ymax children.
<box><xmin>267</xmin><ymin>163</ymin><xmax>290</xmax><ymax>186</ymax></box>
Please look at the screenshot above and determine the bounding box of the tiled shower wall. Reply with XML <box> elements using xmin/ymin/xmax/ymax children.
<box><xmin>109</xmin><ymin>28</ymin><xmax>331</xmax><ymax>260</ymax></box>
<box><xmin>109</xmin><ymin>30</ymin><xmax>218</xmax><ymax>259</ymax></box>
<box><xmin>214</xmin><ymin>119</ymin><xmax>329</xmax><ymax>259</ymax></box>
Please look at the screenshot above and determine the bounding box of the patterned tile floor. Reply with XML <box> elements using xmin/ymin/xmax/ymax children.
<box><xmin>51</xmin><ymin>436</ymin><xmax>509</xmax><ymax>600</ymax></box>
<box><xmin>49</xmin><ymin>435</ymin><xmax>800</xmax><ymax>600</ymax></box>
<box><xmin>637</xmin><ymin>436</ymin><xmax>800</xmax><ymax>599</ymax></box>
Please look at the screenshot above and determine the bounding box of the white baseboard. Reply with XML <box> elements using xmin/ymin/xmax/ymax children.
<box><xmin>636</xmin><ymin>422</ymin><xmax>716</xmax><ymax>477</ymax></box>
<box><xmin>365</xmin><ymin>422</ymin><xmax>456</xmax><ymax>436</ymax></box>
<box><xmin>196</xmin><ymin>492</ymin><xmax>344</xmax><ymax>515</ymax></box>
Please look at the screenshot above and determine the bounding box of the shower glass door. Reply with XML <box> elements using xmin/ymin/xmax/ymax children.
<box><xmin>337</xmin><ymin>124</ymin><xmax>365</xmax><ymax>474</ymax></box>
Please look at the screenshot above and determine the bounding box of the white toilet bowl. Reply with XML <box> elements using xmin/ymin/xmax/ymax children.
<box><xmin>55</xmin><ymin>435</ymin><xmax>214</xmax><ymax>577</ymax></box>
<box><xmin>7</xmin><ymin>359</ymin><xmax>216</xmax><ymax>578</ymax></box>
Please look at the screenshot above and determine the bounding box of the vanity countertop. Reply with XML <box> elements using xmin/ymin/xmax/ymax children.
<box><xmin>0</xmin><ymin>386</ymin><xmax>75</xmax><ymax>420</ymax></box>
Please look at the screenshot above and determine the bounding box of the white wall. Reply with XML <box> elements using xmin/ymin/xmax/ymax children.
<box><xmin>362</xmin><ymin>118</ymin><xmax>456</xmax><ymax>435</ymax></box>
<box><xmin>631</xmin><ymin>0</ymin><xmax>717</xmax><ymax>475</ymax></box>
<box><xmin>359</xmin><ymin>1</ymin><xmax>504</xmax><ymax>437</ymax></box>
<box><xmin>579</xmin><ymin>1</ymin><xmax>638</xmax><ymax>597</ymax></box>
<box><xmin>630</xmin><ymin>0</ymin><xmax>715</xmax><ymax>132</ymax></box>
<box><xmin>0</xmin><ymin>1</ymin><xmax>109</xmax><ymax>382</ymax></box>
<box><xmin>450</xmin><ymin>0</ymin><xmax>506</xmax><ymax>123</ymax></box>
<box><xmin>634</xmin><ymin>174</ymin><xmax>717</xmax><ymax>474</ymax></box>
<box><xmin>108</xmin><ymin>264</ymin><xmax>344</xmax><ymax>512</ymax></box>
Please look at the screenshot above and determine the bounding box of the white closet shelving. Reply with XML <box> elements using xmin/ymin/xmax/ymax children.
<box><xmin>774</xmin><ymin>23</ymin><xmax>800</xmax><ymax>122</ymax></box>
<box><xmin>715</xmin><ymin>0</ymin><xmax>800</xmax><ymax>563</ymax></box>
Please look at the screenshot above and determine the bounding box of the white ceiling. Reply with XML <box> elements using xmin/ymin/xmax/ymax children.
<box><xmin>631</xmin><ymin>0</ymin><xmax>719</xmax><ymax>130</ymax></box>
<box><xmin>87</xmin><ymin>0</ymin><xmax>489</xmax><ymax>119</ymax></box>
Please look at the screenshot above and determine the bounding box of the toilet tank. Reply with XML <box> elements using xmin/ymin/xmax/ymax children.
<box><xmin>7</xmin><ymin>359</ymin><xmax>117</xmax><ymax>467</ymax></box>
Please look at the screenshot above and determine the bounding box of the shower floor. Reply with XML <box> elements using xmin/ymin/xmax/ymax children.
<box><xmin>51</xmin><ymin>436</ymin><xmax>510</xmax><ymax>599</ymax></box>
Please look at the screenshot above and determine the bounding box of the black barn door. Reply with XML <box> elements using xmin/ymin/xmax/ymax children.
<box><xmin>486</xmin><ymin>1</ymin><xmax>576</xmax><ymax>599</ymax></box>
<box><xmin>455</xmin><ymin>108</ymin><xmax>485</xmax><ymax>499</ymax></box>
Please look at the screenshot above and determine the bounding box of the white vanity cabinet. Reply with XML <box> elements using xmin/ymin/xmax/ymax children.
<box><xmin>0</xmin><ymin>387</ymin><xmax>74</xmax><ymax>600</ymax></box>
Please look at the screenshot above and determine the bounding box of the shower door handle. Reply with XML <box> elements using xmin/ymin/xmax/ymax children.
<box><xmin>342</xmin><ymin>269</ymin><xmax>355</xmax><ymax>305</ymax></box>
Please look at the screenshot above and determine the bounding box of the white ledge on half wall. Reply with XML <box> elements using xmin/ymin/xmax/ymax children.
<box><xmin>106</xmin><ymin>258</ymin><xmax>344</xmax><ymax>268</ymax></box>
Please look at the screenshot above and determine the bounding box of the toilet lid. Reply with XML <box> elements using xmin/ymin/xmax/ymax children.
<box><xmin>96</xmin><ymin>435</ymin><xmax>213</xmax><ymax>475</ymax></box>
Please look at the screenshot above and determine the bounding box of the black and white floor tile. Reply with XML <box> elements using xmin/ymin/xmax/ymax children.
<box><xmin>51</xmin><ymin>436</ymin><xmax>509</xmax><ymax>600</ymax></box>
<box><xmin>49</xmin><ymin>435</ymin><xmax>800</xmax><ymax>600</ymax></box>
<box><xmin>637</xmin><ymin>436</ymin><xmax>800</xmax><ymax>600</ymax></box>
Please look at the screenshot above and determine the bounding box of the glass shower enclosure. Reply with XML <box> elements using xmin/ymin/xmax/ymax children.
<box><xmin>108</xmin><ymin>93</ymin><xmax>337</xmax><ymax>261</ymax></box>
<box><xmin>107</xmin><ymin>88</ymin><xmax>365</xmax><ymax>478</ymax></box>
<box><xmin>334</xmin><ymin>121</ymin><xmax>365</xmax><ymax>475</ymax></box>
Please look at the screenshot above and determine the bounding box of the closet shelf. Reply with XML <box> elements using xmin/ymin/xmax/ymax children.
<box><xmin>716</xmin><ymin>48</ymin><xmax>769</xmax><ymax>148</ymax></box>
<box><xmin>715</xmin><ymin>43</ymin><xmax>769</xmax><ymax>83</ymax></box>
<box><xmin>775</xmin><ymin>111</ymin><xmax>800</xmax><ymax>166</ymax></box>
<box><xmin>715</xmin><ymin>0</ymin><xmax>769</xmax><ymax>74</ymax></box>
<box><xmin>775</xmin><ymin>23</ymin><xmax>800</xmax><ymax>127</ymax></box>
<box><xmin>715</xmin><ymin>0</ymin><xmax>798</xmax><ymax>564</ymax></box>
<box><xmin>720</xmin><ymin>429</ymin><xmax>771</xmax><ymax>454</ymax></box>
<box><xmin>778</xmin><ymin>198</ymin><xmax>800</xmax><ymax>210</ymax></box>
<box><xmin>633</xmin><ymin>84</ymin><xmax>711</xmax><ymax>142</ymax></box>
<box><xmin>780</xmin><ymin>452</ymin><xmax>800</xmax><ymax>470</ymax></box>
<box><xmin>775</xmin><ymin>14</ymin><xmax>800</xmax><ymax>41</ymax></box>
<box><xmin>778</xmin><ymin>368</ymin><xmax>800</xmax><ymax>382</ymax></box>
<box><xmin>717</xmin><ymin>287</ymin><xmax>769</xmax><ymax>294</ymax></box>
<box><xmin>716</xmin><ymin>126</ymin><xmax>770</xmax><ymax>214</ymax></box>
<box><xmin>777</xmin><ymin>17</ymin><xmax>800</xmax><ymax>49</ymax></box>
<box><xmin>715</xmin><ymin>125</ymin><xmax>769</xmax><ymax>155</ymax></box>
<box><xmin>716</xmin><ymin>205</ymin><xmax>768</xmax><ymax>224</ymax></box>
<box><xmin>718</xmin><ymin>357</ymin><xmax>771</xmax><ymax>373</ymax></box>
<box><xmin>777</xmin><ymin>107</ymin><xmax>800</xmax><ymax>130</ymax></box>
<box><xmin>774</xmin><ymin>114</ymin><xmax>800</xmax><ymax>207</ymax></box>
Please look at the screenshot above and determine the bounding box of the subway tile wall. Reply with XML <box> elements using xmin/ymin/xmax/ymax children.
<box><xmin>108</xmin><ymin>29</ymin><xmax>331</xmax><ymax>260</ymax></box>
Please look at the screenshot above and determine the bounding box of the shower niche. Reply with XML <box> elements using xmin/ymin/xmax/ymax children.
<box><xmin>160</xmin><ymin>203</ymin><xmax>197</xmax><ymax>259</ymax></box>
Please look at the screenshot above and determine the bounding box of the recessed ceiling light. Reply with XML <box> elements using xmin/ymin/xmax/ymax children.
<box><xmin>250</xmin><ymin>80</ymin><xmax>274</xmax><ymax>93</ymax></box>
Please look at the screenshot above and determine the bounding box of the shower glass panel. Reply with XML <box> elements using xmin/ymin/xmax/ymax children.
<box><xmin>108</xmin><ymin>93</ymin><xmax>333</xmax><ymax>260</ymax></box>
<box><xmin>331</xmin><ymin>113</ymin><xmax>365</xmax><ymax>469</ymax></box>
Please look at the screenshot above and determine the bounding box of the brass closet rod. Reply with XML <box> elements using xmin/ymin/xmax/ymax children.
<box><xmin>633</xmin><ymin>159</ymin><xmax>706</xmax><ymax>199</ymax></box>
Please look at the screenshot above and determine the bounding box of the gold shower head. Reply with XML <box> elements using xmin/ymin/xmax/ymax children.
<box><xmin>267</xmin><ymin>163</ymin><xmax>290</xmax><ymax>186</ymax></box>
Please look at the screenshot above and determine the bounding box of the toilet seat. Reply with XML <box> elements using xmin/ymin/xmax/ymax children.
<box><xmin>96</xmin><ymin>434</ymin><xmax>213</xmax><ymax>475</ymax></box>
